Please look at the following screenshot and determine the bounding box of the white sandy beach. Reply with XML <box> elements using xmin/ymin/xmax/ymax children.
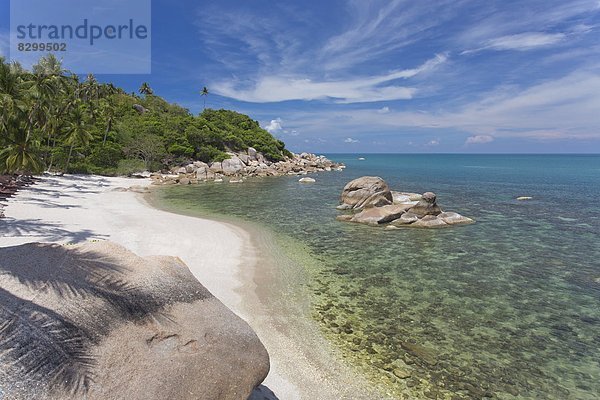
<box><xmin>0</xmin><ymin>175</ymin><xmax>382</xmax><ymax>400</ymax></box>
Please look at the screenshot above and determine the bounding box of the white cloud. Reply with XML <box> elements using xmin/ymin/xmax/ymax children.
<box><xmin>487</xmin><ymin>32</ymin><xmax>566</xmax><ymax>51</ymax></box>
<box><xmin>378</xmin><ymin>106</ymin><xmax>390</xmax><ymax>114</ymax></box>
<box><xmin>466</xmin><ymin>135</ymin><xmax>495</xmax><ymax>144</ymax></box>
<box><xmin>264</xmin><ymin>118</ymin><xmax>283</xmax><ymax>134</ymax></box>
<box><xmin>213</xmin><ymin>54</ymin><xmax>446</xmax><ymax>103</ymax></box>
<box><xmin>427</xmin><ymin>139</ymin><xmax>440</xmax><ymax>146</ymax></box>
<box><xmin>344</xmin><ymin>137</ymin><xmax>359</xmax><ymax>143</ymax></box>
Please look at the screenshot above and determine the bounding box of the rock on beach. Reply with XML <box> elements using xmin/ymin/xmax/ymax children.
<box><xmin>0</xmin><ymin>241</ymin><xmax>269</xmax><ymax>400</ymax></box>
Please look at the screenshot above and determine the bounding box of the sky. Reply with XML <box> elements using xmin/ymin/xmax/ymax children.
<box><xmin>1</xmin><ymin>0</ymin><xmax>599</xmax><ymax>153</ymax></box>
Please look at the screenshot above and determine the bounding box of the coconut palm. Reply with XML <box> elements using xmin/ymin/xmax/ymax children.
<box><xmin>0</xmin><ymin>122</ymin><xmax>43</xmax><ymax>174</ymax></box>
<box><xmin>63</xmin><ymin>104</ymin><xmax>92</xmax><ymax>171</ymax></box>
<box><xmin>139</xmin><ymin>82</ymin><xmax>153</xmax><ymax>96</ymax></box>
<box><xmin>0</xmin><ymin>59</ymin><xmax>44</xmax><ymax>174</ymax></box>
<box><xmin>201</xmin><ymin>86</ymin><xmax>209</xmax><ymax>110</ymax></box>
<box><xmin>32</xmin><ymin>53</ymin><xmax>65</xmax><ymax>76</ymax></box>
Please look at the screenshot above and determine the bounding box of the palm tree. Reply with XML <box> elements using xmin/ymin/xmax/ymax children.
<box><xmin>0</xmin><ymin>59</ymin><xmax>43</xmax><ymax>174</ymax></box>
<box><xmin>0</xmin><ymin>122</ymin><xmax>43</xmax><ymax>174</ymax></box>
<box><xmin>201</xmin><ymin>86</ymin><xmax>209</xmax><ymax>110</ymax></box>
<box><xmin>63</xmin><ymin>104</ymin><xmax>92</xmax><ymax>171</ymax></box>
<box><xmin>139</xmin><ymin>82</ymin><xmax>153</xmax><ymax>96</ymax></box>
<box><xmin>32</xmin><ymin>54</ymin><xmax>65</xmax><ymax>76</ymax></box>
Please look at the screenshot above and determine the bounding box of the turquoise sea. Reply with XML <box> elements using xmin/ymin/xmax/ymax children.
<box><xmin>154</xmin><ymin>154</ymin><xmax>600</xmax><ymax>399</ymax></box>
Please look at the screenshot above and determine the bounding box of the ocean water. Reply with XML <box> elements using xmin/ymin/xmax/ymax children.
<box><xmin>153</xmin><ymin>154</ymin><xmax>600</xmax><ymax>399</ymax></box>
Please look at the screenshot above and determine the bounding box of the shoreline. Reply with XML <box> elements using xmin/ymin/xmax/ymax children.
<box><xmin>0</xmin><ymin>174</ymin><xmax>383</xmax><ymax>399</ymax></box>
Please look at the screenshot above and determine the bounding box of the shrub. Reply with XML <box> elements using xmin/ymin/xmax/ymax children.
<box><xmin>116</xmin><ymin>159</ymin><xmax>147</xmax><ymax>176</ymax></box>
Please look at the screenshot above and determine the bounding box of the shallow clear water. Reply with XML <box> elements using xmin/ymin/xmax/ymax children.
<box><xmin>154</xmin><ymin>154</ymin><xmax>600</xmax><ymax>399</ymax></box>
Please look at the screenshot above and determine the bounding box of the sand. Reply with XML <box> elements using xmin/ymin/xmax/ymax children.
<box><xmin>0</xmin><ymin>175</ymin><xmax>383</xmax><ymax>400</ymax></box>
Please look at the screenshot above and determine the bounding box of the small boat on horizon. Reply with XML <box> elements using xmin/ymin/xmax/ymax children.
<box><xmin>358</xmin><ymin>157</ymin><xmax>366</xmax><ymax>160</ymax></box>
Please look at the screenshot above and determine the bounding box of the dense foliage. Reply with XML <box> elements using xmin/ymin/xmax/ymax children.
<box><xmin>0</xmin><ymin>55</ymin><xmax>291</xmax><ymax>175</ymax></box>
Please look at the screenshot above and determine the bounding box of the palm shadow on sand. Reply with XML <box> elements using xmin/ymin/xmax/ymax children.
<box><xmin>0</xmin><ymin>243</ymin><xmax>210</xmax><ymax>396</ymax></box>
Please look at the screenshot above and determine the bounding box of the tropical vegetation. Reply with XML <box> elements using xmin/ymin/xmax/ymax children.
<box><xmin>0</xmin><ymin>55</ymin><xmax>290</xmax><ymax>175</ymax></box>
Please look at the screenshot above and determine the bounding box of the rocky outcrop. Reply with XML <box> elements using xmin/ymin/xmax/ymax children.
<box><xmin>0</xmin><ymin>241</ymin><xmax>269</xmax><ymax>400</ymax></box>
<box><xmin>337</xmin><ymin>176</ymin><xmax>393</xmax><ymax>210</ymax></box>
<box><xmin>151</xmin><ymin>149</ymin><xmax>344</xmax><ymax>185</ymax></box>
<box><xmin>337</xmin><ymin>177</ymin><xmax>474</xmax><ymax>228</ymax></box>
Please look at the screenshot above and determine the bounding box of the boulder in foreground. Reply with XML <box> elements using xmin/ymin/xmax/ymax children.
<box><xmin>337</xmin><ymin>177</ymin><xmax>474</xmax><ymax>228</ymax></box>
<box><xmin>0</xmin><ymin>241</ymin><xmax>269</xmax><ymax>400</ymax></box>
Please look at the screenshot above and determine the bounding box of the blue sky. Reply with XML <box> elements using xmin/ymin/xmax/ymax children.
<box><xmin>1</xmin><ymin>0</ymin><xmax>599</xmax><ymax>153</ymax></box>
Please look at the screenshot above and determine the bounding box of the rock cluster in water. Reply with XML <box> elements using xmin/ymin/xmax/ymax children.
<box><xmin>336</xmin><ymin>176</ymin><xmax>474</xmax><ymax>228</ymax></box>
<box><xmin>149</xmin><ymin>148</ymin><xmax>344</xmax><ymax>185</ymax></box>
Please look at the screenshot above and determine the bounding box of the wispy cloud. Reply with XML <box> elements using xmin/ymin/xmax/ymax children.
<box><xmin>344</xmin><ymin>137</ymin><xmax>359</xmax><ymax>143</ymax></box>
<box><xmin>466</xmin><ymin>32</ymin><xmax>566</xmax><ymax>53</ymax></box>
<box><xmin>317</xmin><ymin>0</ymin><xmax>459</xmax><ymax>71</ymax></box>
<box><xmin>280</xmin><ymin>69</ymin><xmax>600</xmax><ymax>141</ymax></box>
<box><xmin>212</xmin><ymin>54</ymin><xmax>446</xmax><ymax>103</ymax></box>
<box><xmin>458</xmin><ymin>1</ymin><xmax>598</xmax><ymax>54</ymax></box>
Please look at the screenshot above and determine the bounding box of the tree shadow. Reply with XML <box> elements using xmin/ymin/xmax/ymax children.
<box><xmin>14</xmin><ymin>198</ymin><xmax>84</xmax><ymax>209</ymax></box>
<box><xmin>248</xmin><ymin>384</ymin><xmax>281</xmax><ymax>400</ymax></box>
<box><xmin>0</xmin><ymin>218</ymin><xmax>104</xmax><ymax>243</ymax></box>
<box><xmin>0</xmin><ymin>243</ymin><xmax>211</xmax><ymax>396</ymax></box>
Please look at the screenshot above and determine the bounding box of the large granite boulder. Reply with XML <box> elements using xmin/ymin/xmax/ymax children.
<box><xmin>338</xmin><ymin>176</ymin><xmax>393</xmax><ymax>210</ymax></box>
<box><xmin>222</xmin><ymin>157</ymin><xmax>246</xmax><ymax>176</ymax></box>
<box><xmin>247</xmin><ymin>147</ymin><xmax>258</xmax><ymax>161</ymax></box>
<box><xmin>0</xmin><ymin>242</ymin><xmax>269</xmax><ymax>400</ymax></box>
<box><xmin>350</xmin><ymin>204</ymin><xmax>414</xmax><ymax>225</ymax></box>
<box><xmin>209</xmin><ymin>162</ymin><xmax>223</xmax><ymax>173</ymax></box>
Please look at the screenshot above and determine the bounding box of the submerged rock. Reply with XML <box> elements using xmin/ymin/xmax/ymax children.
<box><xmin>0</xmin><ymin>242</ymin><xmax>269</xmax><ymax>399</ymax></box>
<box><xmin>401</xmin><ymin>342</ymin><xmax>438</xmax><ymax>366</ymax></box>
<box><xmin>439</xmin><ymin>211</ymin><xmax>474</xmax><ymax>225</ymax></box>
<box><xmin>299</xmin><ymin>177</ymin><xmax>316</xmax><ymax>183</ymax></box>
